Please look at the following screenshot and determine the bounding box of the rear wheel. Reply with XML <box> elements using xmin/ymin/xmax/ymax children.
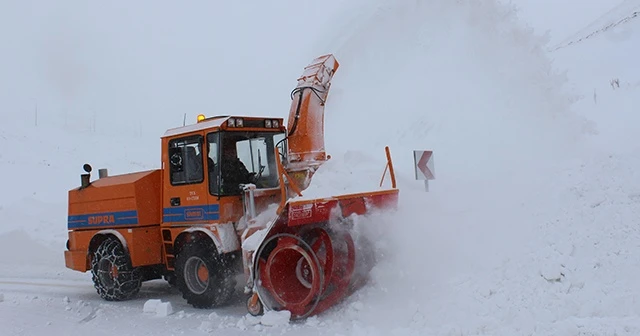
<box><xmin>90</xmin><ymin>237</ymin><xmax>142</xmax><ymax>301</ymax></box>
<box><xmin>175</xmin><ymin>240</ymin><xmax>236</xmax><ymax>308</ymax></box>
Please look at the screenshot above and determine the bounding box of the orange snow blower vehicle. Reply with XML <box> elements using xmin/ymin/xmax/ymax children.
<box><xmin>64</xmin><ymin>54</ymin><xmax>399</xmax><ymax>319</ymax></box>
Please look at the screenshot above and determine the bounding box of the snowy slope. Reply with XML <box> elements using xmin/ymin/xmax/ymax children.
<box><xmin>550</xmin><ymin>0</ymin><xmax>640</xmax><ymax>156</ymax></box>
<box><xmin>2</xmin><ymin>0</ymin><xmax>640</xmax><ymax>335</ymax></box>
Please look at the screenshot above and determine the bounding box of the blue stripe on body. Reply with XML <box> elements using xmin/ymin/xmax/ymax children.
<box><xmin>68</xmin><ymin>210</ymin><xmax>139</xmax><ymax>229</ymax></box>
<box><xmin>163</xmin><ymin>204</ymin><xmax>220</xmax><ymax>222</ymax></box>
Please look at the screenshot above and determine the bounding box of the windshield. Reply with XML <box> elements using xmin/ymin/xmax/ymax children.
<box><xmin>208</xmin><ymin>131</ymin><xmax>286</xmax><ymax>196</ymax></box>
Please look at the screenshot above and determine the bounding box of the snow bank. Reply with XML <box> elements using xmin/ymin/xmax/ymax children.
<box><xmin>312</xmin><ymin>150</ymin><xmax>640</xmax><ymax>335</ymax></box>
<box><xmin>552</xmin><ymin>11</ymin><xmax>640</xmax><ymax>155</ymax></box>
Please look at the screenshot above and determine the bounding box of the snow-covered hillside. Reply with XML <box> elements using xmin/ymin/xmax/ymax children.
<box><xmin>1</xmin><ymin>0</ymin><xmax>639</xmax><ymax>335</ymax></box>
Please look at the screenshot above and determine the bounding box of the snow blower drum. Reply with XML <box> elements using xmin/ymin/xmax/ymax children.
<box><xmin>253</xmin><ymin>222</ymin><xmax>374</xmax><ymax>319</ymax></box>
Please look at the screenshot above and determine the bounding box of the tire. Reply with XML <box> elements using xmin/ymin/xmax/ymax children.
<box><xmin>90</xmin><ymin>237</ymin><xmax>142</xmax><ymax>301</ymax></box>
<box><xmin>175</xmin><ymin>240</ymin><xmax>236</xmax><ymax>308</ymax></box>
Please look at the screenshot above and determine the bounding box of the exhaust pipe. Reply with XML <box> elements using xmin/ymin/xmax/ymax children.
<box><xmin>80</xmin><ymin>164</ymin><xmax>92</xmax><ymax>189</ymax></box>
<box><xmin>99</xmin><ymin>168</ymin><xmax>108</xmax><ymax>179</ymax></box>
<box><xmin>80</xmin><ymin>174</ymin><xmax>90</xmax><ymax>188</ymax></box>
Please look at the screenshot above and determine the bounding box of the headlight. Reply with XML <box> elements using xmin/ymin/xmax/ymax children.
<box><xmin>235</xmin><ymin>118</ymin><xmax>243</xmax><ymax>127</ymax></box>
<box><xmin>228</xmin><ymin>118</ymin><xmax>236</xmax><ymax>127</ymax></box>
<box><xmin>265</xmin><ymin>120</ymin><xmax>272</xmax><ymax>128</ymax></box>
<box><xmin>272</xmin><ymin>120</ymin><xmax>280</xmax><ymax>128</ymax></box>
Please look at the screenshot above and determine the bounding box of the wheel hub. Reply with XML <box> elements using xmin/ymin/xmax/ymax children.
<box><xmin>184</xmin><ymin>256</ymin><xmax>209</xmax><ymax>295</ymax></box>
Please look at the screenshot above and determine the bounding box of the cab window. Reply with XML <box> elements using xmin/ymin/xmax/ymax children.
<box><xmin>212</xmin><ymin>131</ymin><xmax>284</xmax><ymax>196</ymax></box>
<box><xmin>168</xmin><ymin>135</ymin><xmax>204</xmax><ymax>185</ymax></box>
<box><xmin>206</xmin><ymin>132</ymin><xmax>220</xmax><ymax>194</ymax></box>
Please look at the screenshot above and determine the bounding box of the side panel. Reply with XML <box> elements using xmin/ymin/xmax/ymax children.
<box><xmin>286</xmin><ymin>190</ymin><xmax>400</xmax><ymax>227</ymax></box>
<box><xmin>128</xmin><ymin>226</ymin><xmax>163</xmax><ymax>267</ymax></box>
<box><xmin>68</xmin><ymin>209</ymin><xmax>138</xmax><ymax>229</ymax></box>
<box><xmin>65</xmin><ymin>226</ymin><xmax>163</xmax><ymax>272</ymax></box>
<box><xmin>67</xmin><ymin>169</ymin><xmax>162</xmax><ymax>229</ymax></box>
<box><xmin>135</xmin><ymin>170</ymin><xmax>163</xmax><ymax>225</ymax></box>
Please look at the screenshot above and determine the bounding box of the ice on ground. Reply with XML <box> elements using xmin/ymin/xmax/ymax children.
<box><xmin>260</xmin><ymin>310</ymin><xmax>291</xmax><ymax>327</ymax></box>
<box><xmin>236</xmin><ymin>314</ymin><xmax>261</xmax><ymax>330</ymax></box>
<box><xmin>143</xmin><ymin>299</ymin><xmax>173</xmax><ymax>317</ymax></box>
<box><xmin>143</xmin><ymin>299</ymin><xmax>162</xmax><ymax>314</ymax></box>
<box><xmin>198</xmin><ymin>321</ymin><xmax>216</xmax><ymax>333</ymax></box>
<box><xmin>156</xmin><ymin>302</ymin><xmax>173</xmax><ymax>317</ymax></box>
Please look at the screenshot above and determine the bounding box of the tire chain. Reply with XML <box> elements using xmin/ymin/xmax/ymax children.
<box><xmin>90</xmin><ymin>238</ymin><xmax>141</xmax><ymax>301</ymax></box>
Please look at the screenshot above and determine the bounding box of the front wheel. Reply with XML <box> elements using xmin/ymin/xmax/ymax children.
<box><xmin>175</xmin><ymin>241</ymin><xmax>236</xmax><ymax>308</ymax></box>
<box><xmin>90</xmin><ymin>237</ymin><xmax>142</xmax><ymax>301</ymax></box>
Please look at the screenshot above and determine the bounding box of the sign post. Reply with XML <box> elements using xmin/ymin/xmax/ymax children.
<box><xmin>413</xmin><ymin>150</ymin><xmax>435</xmax><ymax>191</ymax></box>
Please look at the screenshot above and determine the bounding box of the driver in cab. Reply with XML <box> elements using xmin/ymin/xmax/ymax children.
<box><xmin>219</xmin><ymin>142</ymin><xmax>253</xmax><ymax>194</ymax></box>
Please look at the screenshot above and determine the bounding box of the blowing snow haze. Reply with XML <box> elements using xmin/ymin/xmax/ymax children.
<box><xmin>1</xmin><ymin>0</ymin><xmax>640</xmax><ymax>335</ymax></box>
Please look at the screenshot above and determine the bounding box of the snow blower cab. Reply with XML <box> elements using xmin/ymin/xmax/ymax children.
<box><xmin>175</xmin><ymin>115</ymin><xmax>287</xmax><ymax>198</ymax></box>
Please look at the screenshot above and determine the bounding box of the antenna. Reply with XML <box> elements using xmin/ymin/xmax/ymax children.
<box><xmin>183</xmin><ymin>113</ymin><xmax>187</xmax><ymax>126</ymax></box>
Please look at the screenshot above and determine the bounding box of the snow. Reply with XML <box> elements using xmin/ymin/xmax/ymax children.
<box><xmin>234</xmin><ymin>311</ymin><xmax>292</xmax><ymax>331</ymax></box>
<box><xmin>259</xmin><ymin>310</ymin><xmax>292</xmax><ymax>327</ymax></box>
<box><xmin>156</xmin><ymin>302</ymin><xmax>174</xmax><ymax>317</ymax></box>
<box><xmin>143</xmin><ymin>299</ymin><xmax>173</xmax><ymax>317</ymax></box>
<box><xmin>240</xmin><ymin>203</ymin><xmax>279</xmax><ymax>251</ymax></box>
<box><xmin>298</xmin><ymin>150</ymin><xmax>394</xmax><ymax>200</ymax></box>
<box><xmin>1</xmin><ymin>0</ymin><xmax>640</xmax><ymax>335</ymax></box>
<box><xmin>142</xmin><ymin>299</ymin><xmax>162</xmax><ymax>314</ymax></box>
<box><xmin>241</xmin><ymin>227</ymin><xmax>270</xmax><ymax>252</ymax></box>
